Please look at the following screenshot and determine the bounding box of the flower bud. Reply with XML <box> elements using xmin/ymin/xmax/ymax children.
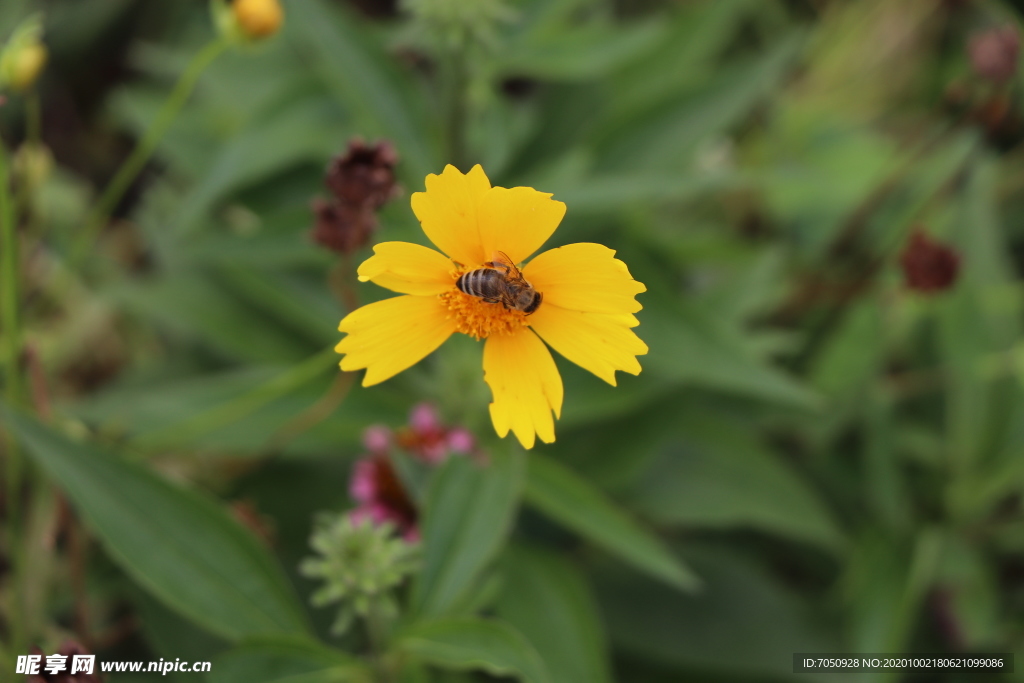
<box><xmin>900</xmin><ymin>229</ymin><xmax>960</xmax><ymax>293</ymax></box>
<box><xmin>402</xmin><ymin>0</ymin><xmax>514</xmax><ymax>48</ymax></box>
<box><xmin>211</xmin><ymin>0</ymin><xmax>283</xmax><ymax>44</ymax></box>
<box><xmin>0</xmin><ymin>15</ymin><xmax>47</xmax><ymax>93</ymax></box>
<box><xmin>310</xmin><ymin>139</ymin><xmax>400</xmax><ymax>255</ymax></box>
<box><xmin>300</xmin><ymin>514</ymin><xmax>419</xmax><ymax>635</ymax></box>
<box><xmin>232</xmin><ymin>0</ymin><xmax>284</xmax><ymax>41</ymax></box>
<box><xmin>326</xmin><ymin>139</ymin><xmax>400</xmax><ymax>210</ymax></box>
<box><xmin>311</xmin><ymin>198</ymin><xmax>377</xmax><ymax>255</ymax></box>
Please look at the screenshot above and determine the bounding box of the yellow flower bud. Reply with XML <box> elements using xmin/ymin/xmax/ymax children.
<box><xmin>232</xmin><ymin>0</ymin><xmax>283</xmax><ymax>41</ymax></box>
<box><xmin>0</xmin><ymin>15</ymin><xmax>47</xmax><ymax>93</ymax></box>
<box><xmin>7</xmin><ymin>42</ymin><xmax>46</xmax><ymax>92</ymax></box>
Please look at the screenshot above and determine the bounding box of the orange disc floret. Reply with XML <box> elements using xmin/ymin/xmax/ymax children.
<box><xmin>439</xmin><ymin>288</ymin><xmax>530</xmax><ymax>340</ymax></box>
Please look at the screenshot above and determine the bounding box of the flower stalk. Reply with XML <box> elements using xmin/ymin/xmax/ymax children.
<box><xmin>443</xmin><ymin>45</ymin><xmax>470</xmax><ymax>170</ymax></box>
<box><xmin>72</xmin><ymin>36</ymin><xmax>230</xmax><ymax>266</ymax></box>
<box><xmin>0</xmin><ymin>137</ymin><xmax>27</xmax><ymax>658</ymax></box>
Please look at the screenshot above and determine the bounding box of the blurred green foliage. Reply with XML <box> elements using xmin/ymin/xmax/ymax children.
<box><xmin>4</xmin><ymin>0</ymin><xmax>1024</xmax><ymax>681</ymax></box>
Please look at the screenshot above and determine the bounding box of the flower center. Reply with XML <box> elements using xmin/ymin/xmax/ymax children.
<box><xmin>439</xmin><ymin>287</ymin><xmax>530</xmax><ymax>340</ymax></box>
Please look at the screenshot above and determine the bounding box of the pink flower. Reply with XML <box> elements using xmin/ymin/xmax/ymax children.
<box><xmin>446</xmin><ymin>428</ymin><xmax>475</xmax><ymax>454</ymax></box>
<box><xmin>362</xmin><ymin>425</ymin><xmax>391</xmax><ymax>453</ymax></box>
<box><xmin>409</xmin><ymin>403</ymin><xmax>440</xmax><ymax>433</ymax></box>
<box><xmin>397</xmin><ymin>402</ymin><xmax>475</xmax><ymax>463</ymax></box>
<box><xmin>347</xmin><ymin>455</ymin><xmax>418</xmax><ymax>540</ymax></box>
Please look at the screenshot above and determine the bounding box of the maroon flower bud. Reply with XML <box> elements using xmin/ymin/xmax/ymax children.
<box><xmin>969</xmin><ymin>26</ymin><xmax>1020</xmax><ymax>83</ymax></box>
<box><xmin>310</xmin><ymin>198</ymin><xmax>376</xmax><ymax>255</ymax></box>
<box><xmin>900</xmin><ymin>230</ymin><xmax>960</xmax><ymax>293</ymax></box>
<box><xmin>325</xmin><ymin>139</ymin><xmax>399</xmax><ymax>210</ymax></box>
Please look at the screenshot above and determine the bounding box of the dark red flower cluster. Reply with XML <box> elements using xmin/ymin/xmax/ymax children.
<box><xmin>349</xmin><ymin>404</ymin><xmax>476</xmax><ymax>541</ymax></box>
<box><xmin>899</xmin><ymin>230</ymin><xmax>960</xmax><ymax>293</ymax></box>
<box><xmin>312</xmin><ymin>139</ymin><xmax>399</xmax><ymax>254</ymax></box>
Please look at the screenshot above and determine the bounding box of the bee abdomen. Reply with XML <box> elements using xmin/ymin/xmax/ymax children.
<box><xmin>456</xmin><ymin>268</ymin><xmax>500</xmax><ymax>299</ymax></box>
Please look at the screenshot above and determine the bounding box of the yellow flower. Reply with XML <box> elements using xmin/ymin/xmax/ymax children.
<box><xmin>336</xmin><ymin>165</ymin><xmax>648</xmax><ymax>449</ymax></box>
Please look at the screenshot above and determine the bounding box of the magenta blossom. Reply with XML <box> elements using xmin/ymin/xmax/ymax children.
<box><xmin>348</xmin><ymin>455</ymin><xmax>419</xmax><ymax>542</ymax></box>
<box><xmin>397</xmin><ymin>403</ymin><xmax>476</xmax><ymax>463</ymax></box>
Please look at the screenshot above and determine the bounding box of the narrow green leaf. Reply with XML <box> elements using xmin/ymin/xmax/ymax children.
<box><xmin>624</xmin><ymin>407</ymin><xmax>846</xmax><ymax>553</ymax></box>
<box><xmin>211</xmin><ymin>635</ymin><xmax>370</xmax><ymax>683</ymax></box>
<box><xmin>525</xmin><ymin>453</ymin><xmax>700</xmax><ymax>592</ymax></box>
<box><xmin>1</xmin><ymin>406</ymin><xmax>310</xmax><ymax>641</ymax></box>
<box><xmin>641</xmin><ymin>298</ymin><xmax>820</xmax><ymax>410</ymax></box>
<box><xmin>496</xmin><ymin>545</ymin><xmax>613</xmax><ymax>683</ymax></box>
<box><xmin>398</xmin><ymin>617</ymin><xmax>550</xmax><ymax>683</ymax></box>
<box><xmin>594</xmin><ymin>546</ymin><xmax>837</xmax><ymax>678</ymax></box>
<box><xmin>110</xmin><ymin>273</ymin><xmax>315</xmax><ymax>364</ymax></box>
<box><xmin>412</xmin><ymin>447</ymin><xmax>525</xmax><ymax>617</ymax></box>
<box><xmin>289</xmin><ymin>0</ymin><xmax>437</xmax><ymax>182</ymax></box>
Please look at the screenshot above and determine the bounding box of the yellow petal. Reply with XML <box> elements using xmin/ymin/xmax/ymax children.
<box><xmin>524</xmin><ymin>243</ymin><xmax>646</xmax><ymax>315</ymax></box>
<box><xmin>529</xmin><ymin>303</ymin><xmax>648</xmax><ymax>386</ymax></box>
<box><xmin>477</xmin><ymin>187</ymin><xmax>567</xmax><ymax>265</ymax></box>
<box><xmin>336</xmin><ymin>295</ymin><xmax>456</xmax><ymax>387</ymax></box>
<box><xmin>410</xmin><ymin>164</ymin><xmax>491</xmax><ymax>267</ymax></box>
<box><xmin>356</xmin><ymin>241</ymin><xmax>455</xmax><ymax>295</ymax></box>
<box><xmin>483</xmin><ymin>330</ymin><xmax>563</xmax><ymax>449</ymax></box>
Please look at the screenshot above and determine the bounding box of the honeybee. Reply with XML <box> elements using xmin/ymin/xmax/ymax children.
<box><xmin>456</xmin><ymin>252</ymin><xmax>543</xmax><ymax>314</ymax></box>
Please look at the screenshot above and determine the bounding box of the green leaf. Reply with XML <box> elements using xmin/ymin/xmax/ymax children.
<box><xmin>495</xmin><ymin>545</ymin><xmax>613</xmax><ymax>683</ymax></box>
<box><xmin>290</xmin><ymin>0</ymin><xmax>437</xmax><ymax>182</ymax></box>
<box><xmin>550</xmin><ymin>170</ymin><xmax>746</xmax><ymax>216</ymax></box>
<box><xmin>593</xmin><ymin>546</ymin><xmax>837</xmax><ymax>679</ymax></box>
<box><xmin>1</xmin><ymin>406</ymin><xmax>310</xmax><ymax>641</ymax></box>
<box><xmin>71</xmin><ymin>363</ymin><xmax>406</xmax><ymax>457</ymax></box>
<box><xmin>109</xmin><ymin>272</ymin><xmax>316</xmax><ymax>364</ymax></box>
<box><xmin>412</xmin><ymin>447</ymin><xmax>525</xmax><ymax>617</ymax></box>
<box><xmin>595</xmin><ymin>31</ymin><xmax>806</xmax><ymax>173</ymax></box>
<box><xmin>604</xmin><ymin>0</ymin><xmax>758</xmax><ymax>125</ymax></box>
<box><xmin>625</xmin><ymin>409</ymin><xmax>846</xmax><ymax>553</ymax></box>
<box><xmin>172</xmin><ymin>100</ymin><xmax>342</xmax><ymax>236</ymax></box>
<box><xmin>398</xmin><ymin>617</ymin><xmax>551</xmax><ymax>683</ymax></box>
<box><xmin>499</xmin><ymin>17</ymin><xmax>665</xmax><ymax>81</ymax></box>
<box><xmin>211</xmin><ymin>635</ymin><xmax>370</xmax><ymax>683</ymax></box>
<box><xmin>640</xmin><ymin>297</ymin><xmax>820</xmax><ymax>410</ymax></box>
<box><xmin>524</xmin><ymin>453</ymin><xmax>700</xmax><ymax>592</ymax></box>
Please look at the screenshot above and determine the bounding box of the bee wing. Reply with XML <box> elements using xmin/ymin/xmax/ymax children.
<box><xmin>490</xmin><ymin>251</ymin><xmax>523</xmax><ymax>278</ymax></box>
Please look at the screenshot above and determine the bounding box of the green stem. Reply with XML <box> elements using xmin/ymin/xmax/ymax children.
<box><xmin>25</xmin><ymin>92</ymin><xmax>41</xmax><ymax>149</ymax></box>
<box><xmin>444</xmin><ymin>39</ymin><xmax>469</xmax><ymax>169</ymax></box>
<box><xmin>0</xmin><ymin>137</ymin><xmax>25</xmax><ymax>657</ymax></box>
<box><xmin>365</xmin><ymin>603</ymin><xmax>395</xmax><ymax>683</ymax></box>
<box><xmin>13</xmin><ymin>91</ymin><xmax>44</xmax><ymax>235</ymax></box>
<box><xmin>71</xmin><ymin>36</ymin><xmax>229</xmax><ymax>266</ymax></box>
